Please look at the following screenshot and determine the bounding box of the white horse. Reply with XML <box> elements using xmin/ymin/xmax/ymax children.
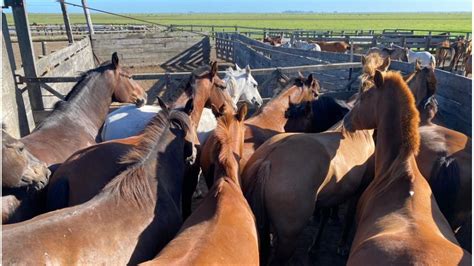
<box><xmin>281</xmin><ymin>40</ymin><xmax>321</xmax><ymax>51</ymax></box>
<box><xmin>100</xmin><ymin>65</ymin><xmax>263</xmax><ymax>144</ymax></box>
<box><xmin>391</xmin><ymin>43</ymin><xmax>436</xmax><ymax>68</ymax></box>
<box><xmin>223</xmin><ymin>64</ymin><xmax>263</xmax><ymax>107</ymax></box>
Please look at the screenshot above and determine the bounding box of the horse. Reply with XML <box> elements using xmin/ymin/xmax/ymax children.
<box><xmin>141</xmin><ymin>103</ymin><xmax>259</xmax><ymax>265</ymax></box>
<box><xmin>200</xmin><ymin>73</ymin><xmax>319</xmax><ymax>188</ymax></box>
<box><xmin>46</xmin><ymin>64</ymin><xmax>234</xmax><ymax>220</ymax></box>
<box><xmin>361</xmin><ymin>53</ymin><xmax>391</xmax><ymax>77</ymax></box>
<box><xmin>450</xmin><ymin>38</ymin><xmax>467</xmax><ymax>72</ymax></box>
<box><xmin>3</xmin><ymin>106</ymin><xmax>198</xmax><ymax>265</ymax></box>
<box><xmin>263</xmin><ymin>35</ymin><xmax>283</xmax><ymax>46</ymax></box>
<box><xmin>435</xmin><ymin>40</ymin><xmax>455</xmax><ymax>69</ymax></box>
<box><xmin>224</xmin><ymin>64</ymin><xmax>263</xmax><ymax>108</ymax></box>
<box><xmin>100</xmin><ymin>63</ymin><xmax>261</xmax><ymax>144</ymax></box>
<box><xmin>343</xmin><ymin>70</ymin><xmax>471</xmax><ymax>265</ymax></box>
<box><xmin>284</xmin><ymin>96</ymin><xmax>352</xmax><ymax>133</ymax></box>
<box><xmin>282</xmin><ymin>40</ymin><xmax>321</xmax><ymax>51</ymax></box>
<box><xmin>391</xmin><ymin>43</ymin><xmax>436</xmax><ymax>68</ymax></box>
<box><xmin>313</xmin><ymin>41</ymin><xmax>350</xmax><ymax>53</ymax></box>
<box><xmin>463</xmin><ymin>40</ymin><xmax>472</xmax><ymax>76</ymax></box>
<box><xmin>2</xmin><ymin>52</ymin><xmax>146</xmax><ymax>224</ymax></box>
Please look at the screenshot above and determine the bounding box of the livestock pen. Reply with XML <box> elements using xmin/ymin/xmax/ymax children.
<box><xmin>1</xmin><ymin>2</ymin><xmax>472</xmax><ymax>264</ymax></box>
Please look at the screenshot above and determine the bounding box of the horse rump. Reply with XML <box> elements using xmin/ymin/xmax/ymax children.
<box><xmin>428</xmin><ymin>155</ymin><xmax>461</xmax><ymax>225</ymax></box>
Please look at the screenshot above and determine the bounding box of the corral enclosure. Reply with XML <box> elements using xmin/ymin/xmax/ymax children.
<box><xmin>2</xmin><ymin>20</ymin><xmax>472</xmax><ymax>139</ymax></box>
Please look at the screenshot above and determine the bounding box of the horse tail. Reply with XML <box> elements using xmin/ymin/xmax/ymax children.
<box><xmin>428</xmin><ymin>156</ymin><xmax>461</xmax><ymax>224</ymax></box>
<box><xmin>45</xmin><ymin>176</ymin><xmax>69</xmax><ymax>211</ymax></box>
<box><xmin>245</xmin><ymin>160</ymin><xmax>272</xmax><ymax>265</ymax></box>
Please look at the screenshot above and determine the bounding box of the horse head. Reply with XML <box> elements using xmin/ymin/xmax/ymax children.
<box><xmin>107</xmin><ymin>52</ymin><xmax>147</xmax><ymax>107</ymax></box>
<box><xmin>2</xmin><ymin>129</ymin><xmax>50</xmax><ymax>191</ymax></box>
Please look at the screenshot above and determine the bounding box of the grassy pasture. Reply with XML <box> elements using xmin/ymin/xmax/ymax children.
<box><xmin>5</xmin><ymin>12</ymin><xmax>472</xmax><ymax>34</ymax></box>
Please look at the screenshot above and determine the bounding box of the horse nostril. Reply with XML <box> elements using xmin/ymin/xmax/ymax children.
<box><xmin>136</xmin><ymin>98</ymin><xmax>145</xmax><ymax>107</ymax></box>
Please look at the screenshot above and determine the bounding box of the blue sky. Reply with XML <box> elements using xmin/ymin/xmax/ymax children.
<box><xmin>3</xmin><ymin>0</ymin><xmax>472</xmax><ymax>13</ymax></box>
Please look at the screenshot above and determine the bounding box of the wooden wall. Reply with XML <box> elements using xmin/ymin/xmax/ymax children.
<box><xmin>92</xmin><ymin>32</ymin><xmax>210</xmax><ymax>71</ymax></box>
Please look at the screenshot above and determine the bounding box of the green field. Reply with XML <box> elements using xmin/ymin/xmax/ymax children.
<box><xmin>5</xmin><ymin>12</ymin><xmax>472</xmax><ymax>33</ymax></box>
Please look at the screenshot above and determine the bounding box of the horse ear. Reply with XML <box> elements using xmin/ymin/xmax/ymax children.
<box><xmin>374</xmin><ymin>70</ymin><xmax>384</xmax><ymax>89</ymax></box>
<box><xmin>415</xmin><ymin>59</ymin><xmax>422</xmax><ymax>71</ymax></box>
<box><xmin>184</xmin><ymin>98</ymin><xmax>194</xmax><ymax>115</ymax></box>
<box><xmin>211</xmin><ymin>104</ymin><xmax>224</xmax><ymax>118</ymax></box>
<box><xmin>380</xmin><ymin>56</ymin><xmax>391</xmax><ymax>71</ymax></box>
<box><xmin>112</xmin><ymin>52</ymin><xmax>119</xmax><ymax>69</ymax></box>
<box><xmin>298</xmin><ymin>71</ymin><xmax>305</xmax><ymax>80</ymax></box>
<box><xmin>245</xmin><ymin>65</ymin><xmax>251</xmax><ymax>75</ymax></box>
<box><xmin>361</xmin><ymin>55</ymin><xmax>366</xmax><ymax>66</ymax></box>
<box><xmin>235</xmin><ymin>64</ymin><xmax>241</xmax><ymax>71</ymax></box>
<box><xmin>236</xmin><ymin>103</ymin><xmax>248</xmax><ymax>122</ymax></box>
<box><xmin>210</xmin><ymin>61</ymin><xmax>218</xmax><ymax>77</ymax></box>
<box><xmin>157</xmin><ymin>96</ymin><xmax>169</xmax><ymax>112</ymax></box>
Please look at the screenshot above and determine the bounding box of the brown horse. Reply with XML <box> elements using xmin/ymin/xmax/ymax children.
<box><xmin>141</xmin><ymin>103</ymin><xmax>259</xmax><ymax>265</ymax></box>
<box><xmin>435</xmin><ymin>40</ymin><xmax>454</xmax><ymax>69</ymax></box>
<box><xmin>3</xmin><ymin>106</ymin><xmax>198</xmax><ymax>265</ymax></box>
<box><xmin>46</xmin><ymin>63</ymin><xmax>231</xmax><ymax>220</ymax></box>
<box><xmin>263</xmin><ymin>35</ymin><xmax>283</xmax><ymax>46</ymax></box>
<box><xmin>450</xmin><ymin>38</ymin><xmax>467</xmax><ymax>72</ymax></box>
<box><xmin>2</xmin><ymin>53</ymin><xmax>146</xmax><ymax>224</ymax></box>
<box><xmin>242</xmin><ymin>116</ymin><xmax>374</xmax><ymax>264</ymax></box>
<box><xmin>201</xmin><ymin>73</ymin><xmax>319</xmax><ymax>188</ymax></box>
<box><xmin>314</xmin><ymin>41</ymin><xmax>350</xmax><ymax>53</ymax></box>
<box><xmin>343</xmin><ymin>70</ymin><xmax>471</xmax><ymax>265</ymax></box>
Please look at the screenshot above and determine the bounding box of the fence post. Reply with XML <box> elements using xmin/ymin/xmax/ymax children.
<box><xmin>59</xmin><ymin>0</ymin><xmax>74</xmax><ymax>44</ymax></box>
<box><xmin>4</xmin><ymin>0</ymin><xmax>44</xmax><ymax>111</ymax></box>
<box><xmin>349</xmin><ymin>39</ymin><xmax>354</xmax><ymax>80</ymax></box>
<box><xmin>41</xmin><ymin>41</ymin><xmax>47</xmax><ymax>56</ymax></box>
<box><xmin>81</xmin><ymin>0</ymin><xmax>94</xmax><ymax>37</ymax></box>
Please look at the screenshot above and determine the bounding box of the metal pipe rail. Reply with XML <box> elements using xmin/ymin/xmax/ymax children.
<box><xmin>18</xmin><ymin>62</ymin><xmax>362</xmax><ymax>84</ymax></box>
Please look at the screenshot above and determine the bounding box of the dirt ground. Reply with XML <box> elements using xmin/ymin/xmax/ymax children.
<box><xmin>191</xmin><ymin>176</ymin><xmax>350</xmax><ymax>266</ymax></box>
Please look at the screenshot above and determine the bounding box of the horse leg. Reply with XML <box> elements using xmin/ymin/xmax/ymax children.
<box><xmin>337</xmin><ymin>196</ymin><xmax>358</xmax><ymax>257</ymax></box>
<box><xmin>308</xmin><ymin>207</ymin><xmax>330</xmax><ymax>255</ymax></box>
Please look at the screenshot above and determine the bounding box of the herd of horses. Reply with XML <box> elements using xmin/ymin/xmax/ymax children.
<box><xmin>263</xmin><ymin>35</ymin><xmax>472</xmax><ymax>76</ymax></box>
<box><xmin>1</xmin><ymin>42</ymin><xmax>472</xmax><ymax>265</ymax></box>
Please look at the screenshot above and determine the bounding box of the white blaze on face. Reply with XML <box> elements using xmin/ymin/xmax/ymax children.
<box><xmin>409</xmin><ymin>191</ymin><xmax>415</xmax><ymax>197</ymax></box>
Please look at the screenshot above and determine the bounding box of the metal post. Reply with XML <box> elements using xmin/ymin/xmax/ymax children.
<box><xmin>41</xmin><ymin>41</ymin><xmax>47</xmax><ymax>55</ymax></box>
<box><xmin>4</xmin><ymin>0</ymin><xmax>44</xmax><ymax>111</ymax></box>
<box><xmin>349</xmin><ymin>39</ymin><xmax>354</xmax><ymax>80</ymax></box>
<box><xmin>81</xmin><ymin>0</ymin><xmax>94</xmax><ymax>36</ymax></box>
<box><xmin>59</xmin><ymin>0</ymin><xmax>74</xmax><ymax>44</ymax></box>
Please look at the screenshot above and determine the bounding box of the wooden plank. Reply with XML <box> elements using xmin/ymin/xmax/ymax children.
<box><xmin>36</xmin><ymin>37</ymin><xmax>90</xmax><ymax>74</ymax></box>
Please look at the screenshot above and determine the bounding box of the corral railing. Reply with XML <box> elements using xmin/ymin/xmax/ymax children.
<box><xmin>216</xmin><ymin>32</ymin><xmax>472</xmax><ymax>135</ymax></box>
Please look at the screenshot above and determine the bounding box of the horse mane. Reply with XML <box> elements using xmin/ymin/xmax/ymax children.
<box><xmin>166</xmin><ymin>65</ymin><xmax>212</xmax><ymax>103</ymax></box>
<box><xmin>35</xmin><ymin>62</ymin><xmax>114</xmax><ymax>130</ymax></box>
<box><xmin>103</xmin><ymin>109</ymin><xmax>183</xmax><ymax>208</ymax></box>
<box><xmin>384</xmin><ymin>71</ymin><xmax>420</xmax><ymax>157</ymax></box>
<box><xmin>214</xmin><ymin>111</ymin><xmax>242</xmax><ymax>183</ymax></box>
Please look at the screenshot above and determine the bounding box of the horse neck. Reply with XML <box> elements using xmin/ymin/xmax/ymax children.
<box><xmin>374</xmin><ymin>87</ymin><xmax>419</xmax><ymax>180</ymax></box>
<box><xmin>190</xmin><ymin>89</ymin><xmax>210</xmax><ymax>129</ymax></box>
<box><xmin>247</xmin><ymin>90</ymin><xmax>291</xmax><ymax>131</ymax></box>
<box><xmin>36</xmin><ymin>73</ymin><xmax>113</xmax><ymax>137</ymax></box>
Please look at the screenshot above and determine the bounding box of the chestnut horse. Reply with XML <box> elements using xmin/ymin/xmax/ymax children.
<box><xmin>313</xmin><ymin>41</ymin><xmax>350</xmax><ymax>53</ymax></box>
<box><xmin>3</xmin><ymin>107</ymin><xmax>197</xmax><ymax>265</ymax></box>
<box><xmin>46</xmin><ymin>63</ymin><xmax>232</xmax><ymax>220</ymax></box>
<box><xmin>201</xmin><ymin>73</ymin><xmax>319</xmax><ymax>188</ymax></box>
<box><xmin>2</xmin><ymin>52</ymin><xmax>146</xmax><ymax>224</ymax></box>
<box><xmin>343</xmin><ymin>70</ymin><xmax>471</xmax><ymax>265</ymax></box>
<box><xmin>435</xmin><ymin>40</ymin><xmax>454</xmax><ymax>69</ymax></box>
<box><xmin>141</xmin><ymin>104</ymin><xmax>259</xmax><ymax>265</ymax></box>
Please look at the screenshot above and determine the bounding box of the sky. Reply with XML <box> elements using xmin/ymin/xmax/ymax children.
<box><xmin>2</xmin><ymin>0</ymin><xmax>472</xmax><ymax>13</ymax></box>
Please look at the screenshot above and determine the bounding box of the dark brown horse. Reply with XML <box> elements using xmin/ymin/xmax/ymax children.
<box><xmin>344</xmin><ymin>70</ymin><xmax>471</xmax><ymax>265</ymax></box>
<box><xmin>2</xmin><ymin>53</ymin><xmax>147</xmax><ymax>224</ymax></box>
<box><xmin>3</xmin><ymin>106</ymin><xmax>197</xmax><ymax>265</ymax></box>
<box><xmin>435</xmin><ymin>40</ymin><xmax>454</xmax><ymax>69</ymax></box>
<box><xmin>141</xmin><ymin>103</ymin><xmax>259</xmax><ymax>265</ymax></box>
<box><xmin>200</xmin><ymin>73</ymin><xmax>319</xmax><ymax>188</ymax></box>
